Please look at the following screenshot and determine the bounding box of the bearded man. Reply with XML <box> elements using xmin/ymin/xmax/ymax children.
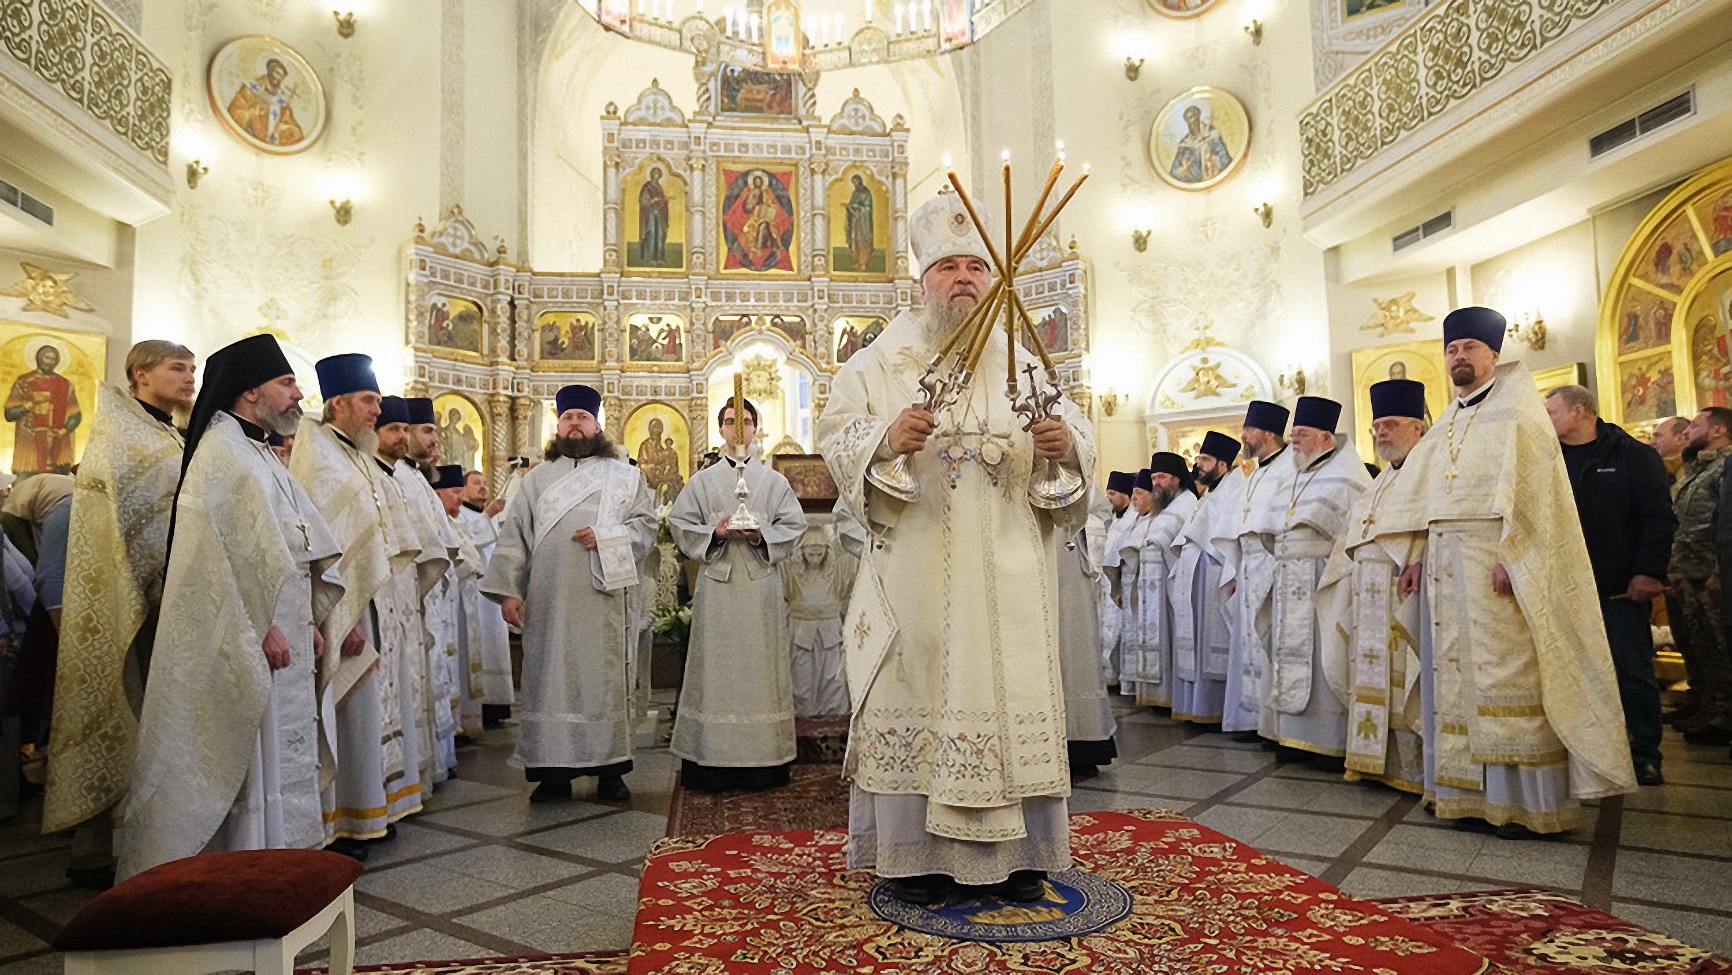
<box><xmin>1168</xmin><ymin>431</ymin><xmax>1241</xmax><ymax>725</ymax></box>
<box><xmin>1119</xmin><ymin>454</ymin><xmax>1198</xmax><ymax>708</ymax></box>
<box><xmin>817</xmin><ymin>192</ymin><xmax>1093</xmax><ymax>906</ymax></box>
<box><xmin>484</xmin><ymin>386</ymin><xmax>656</xmax><ymax>803</ymax></box>
<box><xmin>1257</xmin><ymin>396</ymin><xmax>1371</xmax><ymax>758</ymax></box>
<box><xmin>399</xmin><ymin>397</ymin><xmax>468</xmax><ymax>771</ymax></box>
<box><xmin>290</xmin><ymin>365</ymin><xmax>422</xmax><ymax>851</ymax></box>
<box><xmin>47</xmin><ymin>341</ymin><xmax>195</xmax><ymax>887</ymax></box>
<box><xmin>1097</xmin><ymin>470</ymin><xmax>1136</xmax><ymax>688</ymax></box>
<box><xmin>1319</xmin><ymin>380</ymin><xmax>1429</xmax><ymax>793</ymax></box>
<box><xmin>120</xmin><ymin>335</ymin><xmax>341</xmax><ymax>878</ymax></box>
<box><xmin>1384</xmin><ymin>308</ymin><xmax>1635</xmax><ymax>836</ymax></box>
<box><xmin>1215</xmin><ymin>401</ymin><xmax>1292</xmax><ymax>737</ymax></box>
<box><xmin>460</xmin><ymin>471</ymin><xmax>514</xmax><ymax>724</ymax></box>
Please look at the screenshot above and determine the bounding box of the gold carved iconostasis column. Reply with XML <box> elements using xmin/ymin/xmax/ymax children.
<box><xmin>404</xmin><ymin>77</ymin><xmax>1093</xmax><ymax>496</ymax></box>
<box><xmin>1598</xmin><ymin>157</ymin><xmax>1732</xmax><ymax>433</ymax></box>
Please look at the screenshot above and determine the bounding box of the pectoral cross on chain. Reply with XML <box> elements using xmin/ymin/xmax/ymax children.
<box><xmin>296</xmin><ymin>522</ymin><xmax>311</xmax><ymax>552</ymax></box>
<box><xmin>1443</xmin><ymin>468</ymin><xmax>1460</xmax><ymax>494</ymax></box>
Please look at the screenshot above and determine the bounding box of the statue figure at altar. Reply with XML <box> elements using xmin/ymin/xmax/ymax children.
<box><xmin>639</xmin><ymin>167</ymin><xmax>670</xmax><ymax>267</ymax></box>
<box><xmin>845</xmin><ymin>174</ymin><xmax>876</xmax><ymax>272</ymax></box>
<box><xmin>5</xmin><ymin>343</ymin><xmax>82</xmax><ymax>475</ymax></box>
<box><xmin>635</xmin><ymin>417</ymin><xmax>685</xmax><ymax>499</ymax></box>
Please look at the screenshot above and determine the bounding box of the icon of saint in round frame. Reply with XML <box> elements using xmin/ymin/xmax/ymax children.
<box><xmin>1145</xmin><ymin>0</ymin><xmax>1224</xmax><ymax>18</ymax></box>
<box><xmin>1148</xmin><ymin>86</ymin><xmax>1251</xmax><ymax>192</ymax></box>
<box><xmin>207</xmin><ymin>35</ymin><xmax>328</xmax><ymax>155</ymax></box>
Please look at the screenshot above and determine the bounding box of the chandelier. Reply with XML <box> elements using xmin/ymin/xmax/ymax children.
<box><xmin>573</xmin><ymin>0</ymin><xmax>1033</xmax><ymax>73</ymax></box>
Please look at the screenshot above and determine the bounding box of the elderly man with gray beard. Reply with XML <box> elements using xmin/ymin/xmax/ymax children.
<box><xmin>817</xmin><ymin>192</ymin><xmax>1093</xmax><ymax>906</ymax></box>
<box><xmin>1319</xmin><ymin>380</ymin><xmax>1430</xmax><ymax>793</ymax></box>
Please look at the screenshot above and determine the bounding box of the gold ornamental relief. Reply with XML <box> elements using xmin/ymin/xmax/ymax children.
<box><xmin>0</xmin><ymin>263</ymin><xmax>96</xmax><ymax>319</ymax></box>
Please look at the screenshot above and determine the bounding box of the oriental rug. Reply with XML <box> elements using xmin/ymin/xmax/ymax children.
<box><xmin>665</xmin><ymin>761</ymin><xmax>849</xmax><ymax>838</ymax></box>
<box><xmin>298</xmin><ymin>950</ymin><xmax>626</xmax><ymax>973</ymax></box>
<box><xmin>628</xmin><ymin>808</ymin><xmax>1500</xmax><ymax>974</ymax></box>
<box><xmin>1373</xmin><ymin>888</ymin><xmax>1732</xmax><ymax>974</ymax></box>
<box><xmin>866</xmin><ymin>867</ymin><xmax>1135</xmax><ymax>942</ymax></box>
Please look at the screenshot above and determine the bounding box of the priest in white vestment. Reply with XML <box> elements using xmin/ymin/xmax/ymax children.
<box><xmin>1319</xmin><ymin>379</ymin><xmax>1430</xmax><ymax>794</ymax></box>
<box><xmin>1097</xmin><ymin>471</ymin><xmax>1135</xmax><ymax>688</ymax></box>
<box><xmin>403</xmin><ymin>397</ymin><xmax>467</xmax><ymax>772</ymax></box>
<box><xmin>785</xmin><ymin>525</ymin><xmax>853</xmax><ymax>721</ymax></box>
<box><xmin>46</xmin><ymin>341</ymin><xmax>194</xmax><ymax>886</ymax></box>
<box><xmin>433</xmin><ymin>465</ymin><xmax>487</xmax><ymax>738</ymax></box>
<box><xmin>1381</xmin><ymin>308</ymin><xmax>1636</xmax><ymax>836</ymax></box>
<box><xmin>1258</xmin><ymin>396</ymin><xmax>1371</xmax><ymax>758</ymax></box>
<box><xmin>121</xmin><ymin>335</ymin><xmax>344</xmax><ymax>879</ymax></box>
<box><xmin>1121</xmin><ymin>454</ymin><xmax>1199</xmax><ymax>709</ymax></box>
<box><xmin>484</xmin><ymin>385</ymin><xmax>657</xmax><ymax>803</ymax></box>
<box><xmin>670</xmin><ymin>397</ymin><xmax>807</xmax><ymax>792</ymax></box>
<box><xmin>817</xmin><ymin>192</ymin><xmax>1093</xmax><ymax>906</ymax></box>
<box><xmin>460</xmin><ymin>471</ymin><xmax>515</xmax><ymax>724</ymax></box>
<box><xmin>291</xmin><ymin>367</ymin><xmax>422</xmax><ymax>852</ymax></box>
<box><xmin>1167</xmin><ymin>432</ymin><xmax>1241</xmax><ymax>725</ymax></box>
<box><xmin>1215</xmin><ymin>400</ymin><xmax>1294</xmax><ymax>737</ymax></box>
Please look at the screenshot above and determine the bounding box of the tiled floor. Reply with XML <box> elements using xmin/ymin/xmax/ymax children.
<box><xmin>2</xmin><ymin>701</ymin><xmax>1729</xmax><ymax>971</ymax></box>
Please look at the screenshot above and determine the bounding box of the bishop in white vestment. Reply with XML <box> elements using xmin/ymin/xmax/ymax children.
<box><xmin>670</xmin><ymin>397</ymin><xmax>807</xmax><ymax>792</ymax></box>
<box><xmin>1375</xmin><ymin>310</ymin><xmax>1636</xmax><ymax>836</ymax></box>
<box><xmin>1167</xmin><ymin>432</ymin><xmax>1241</xmax><ymax>724</ymax></box>
<box><xmin>1319</xmin><ymin>380</ymin><xmax>1430</xmax><ymax>793</ymax></box>
<box><xmin>817</xmin><ymin>192</ymin><xmax>1093</xmax><ymax>905</ymax></box>
<box><xmin>1258</xmin><ymin>396</ymin><xmax>1371</xmax><ymax>758</ymax></box>
<box><xmin>484</xmin><ymin>386</ymin><xmax>656</xmax><ymax>803</ymax></box>
<box><xmin>121</xmin><ymin>335</ymin><xmax>343</xmax><ymax>879</ymax></box>
<box><xmin>46</xmin><ymin>344</ymin><xmax>192</xmax><ymax>867</ymax></box>
<box><xmin>1121</xmin><ymin>455</ymin><xmax>1199</xmax><ymax>709</ymax></box>
<box><xmin>1214</xmin><ymin>400</ymin><xmax>1294</xmax><ymax>736</ymax></box>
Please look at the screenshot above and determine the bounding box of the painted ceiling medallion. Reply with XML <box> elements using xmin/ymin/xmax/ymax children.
<box><xmin>1148</xmin><ymin>87</ymin><xmax>1251</xmax><ymax>193</ymax></box>
<box><xmin>207</xmin><ymin>35</ymin><xmax>328</xmax><ymax>155</ymax></box>
<box><xmin>1145</xmin><ymin>0</ymin><xmax>1224</xmax><ymax>18</ymax></box>
<box><xmin>0</xmin><ymin>263</ymin><xmax>96</xmax><ymax>318</ymax></box>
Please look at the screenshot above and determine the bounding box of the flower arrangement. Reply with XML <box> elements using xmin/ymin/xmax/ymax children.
<box><xmin>650</xmin><ymin>601</ymin><xmax>692</xmax><ymax>654</ymax></box>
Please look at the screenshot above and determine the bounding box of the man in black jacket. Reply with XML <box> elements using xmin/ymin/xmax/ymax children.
<box><xmin>1546</xmin><ymin>385</ymin><xmax>1675</xmax><ymax>785</ymax></box>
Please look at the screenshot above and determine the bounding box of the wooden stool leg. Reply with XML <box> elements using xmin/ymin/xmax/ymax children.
<box><xmin>327</xmin><ymin>888</ymin><xmax>356</xmax><ymax>975</ymax></box>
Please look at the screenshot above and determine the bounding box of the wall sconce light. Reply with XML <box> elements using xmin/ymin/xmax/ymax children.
<box><xmin>333</xmin><ymin>10</ymin><xmax>356</xmax><ymax>38</ymax></box>
<box><xmin>1244</xmin><ymin>19</ymin><xmax>1263</xmax><ymax>45</ymax></box>
<box><xmin>1124</xmin><ymin>56</ymin><xmax>1144</xmax><ymax>81</ymax></box>
<box><xmin>1131</xmin><ymin>229</ymin><xmax>1151</xmax><ymax>252</ymax></box>
<box><xmin>185</xmin><ymin>160</ymin><xmax>209</xmax><ymax>189</ymax></box>
<box><xmin>330</xmin><ymin>198</ymin><xmax>353</xmax><ymax>226</ymax></box>
<box><xmin>1507</xmin><ymin>312</ymin><xmax>1548</xmax><ymax>350</ymax></box>
<box><xmin>1277</xmin><ymin>365</ymin><xmax>1307</xmax><ymax>397</ymax></box>
<box><xmin>1253</xmin><ymin>202</ymin><xmax>1273</xmax><ymax>228</ymax></box>
<box><xmin>1099</xmin><ymin>389</ymin><xmax>1125</xmax><ymax>417</ymax></box>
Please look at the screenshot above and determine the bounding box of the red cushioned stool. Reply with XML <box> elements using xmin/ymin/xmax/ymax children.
<box><xmin>54</xmin><ymin>849</ymin><xmax>362</xmax><ymax>975</ymax></box>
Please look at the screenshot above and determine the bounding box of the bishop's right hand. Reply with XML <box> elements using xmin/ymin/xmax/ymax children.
<box><xmin>501</xmin><ymin>597</ymin><xmax>526</xmax><ymax>629</ymax></box>
<box><xmin>887</xmin><ymin>407</ymin><xmax>936</xmax><ymax>456</ymax></box>
<box><xmin>262</xmin><ymin>625</ymin><xmax>291</xmax><ymax>671</ymax></box>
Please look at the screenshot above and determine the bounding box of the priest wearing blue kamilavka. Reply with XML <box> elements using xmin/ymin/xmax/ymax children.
<box><xmin>1257</xmin><ymin>395</ymin><xmax>1370</xmax><ymax>759</ymax></box>
<box><xmin>484</xmin><ymin>385</ymin><xmax>656</xmax><ymax>803</ymax></box>
<box><xmin>1214</xmin><ymin>400</ymin><xmax>1293</xmax><ymax>738</ymax></box>
<box><xmin>1120</xmin><ymin>454</ymin><xmax>1198</xmax><ymax>709</ymax></box>
<box><xmin>121</xmin><ymin>335</ymin><xmax>343</xmax><ymax>879</ymax></box>
<box><xmin>1376</xmin><ymin>307</ymin><xmax>1636</xmax><ymax>836</ymax></box>
<box><xmin>1167</xmin><ymin>431</ymin><xmax>1242</xmax><ymax>725</ymax></box>
<box><xmin>1097</xmin><ymin>470</ymin><xmax>1137</xmax><ymax>688</ymax></box>
<box><xmin>669</xmin><ymin>396</ymin><xmax>808</xmax><ymax>793</ymax></box>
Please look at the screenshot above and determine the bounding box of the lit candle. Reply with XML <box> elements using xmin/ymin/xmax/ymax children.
<box><xmin>942</xmin><ymin>152</ymin><xmax>954</xmax><ymax>171</ymax></box>
<box><xmin>732</xmin><ymin>372</ymin><xmax>746</xmax><ymax>450</ymax></box>
<box><xmin>894</xmin><ymin>2</ymin><xmax>904</xmax><ymax>33</ymax></box>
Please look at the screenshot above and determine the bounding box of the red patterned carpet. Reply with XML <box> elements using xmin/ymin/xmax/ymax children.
<box><xmin>665</xmin><ymin>761</ymin><xmax>850</xmax><ymax>838</ymax></box>
<box><xmin>1377</xmin><ymin>888</ymin><xmax>1732</xmax><ymax>974</ymax></box>
<box><xmin>629</xmin><ymin>809</ymin><xmax>1500</xmax><ymax>974</ymax></box>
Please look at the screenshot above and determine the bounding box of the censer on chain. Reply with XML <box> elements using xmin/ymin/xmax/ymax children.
<box><xmin>724</xmin><ymin>371</ymin><xmax>762</xmax><ymax>532</ymax></box>
<box><xmin>865</xmin><ymin>146</ymin><xmax>1090</xmax><ymax>510</ymax></box>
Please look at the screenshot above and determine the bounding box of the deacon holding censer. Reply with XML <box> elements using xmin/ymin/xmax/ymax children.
<box><xmin>818</xmin><ymin>146</ymin><xmax>1095</xmax><ymax>905</ymax></box>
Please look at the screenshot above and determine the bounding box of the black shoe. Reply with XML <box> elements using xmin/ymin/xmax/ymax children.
<box><xmin>1070</xmin><ymin>763</ymin><xmax>1099</xmax><ymax>782</ymax></box>
<box><xmin>65</xmin><ymin>866</ymin><xmax>115</xmax><ymax>891</ymax></box>
<box><xmin>364</xmin><ymin>823</ymin><xmax>398</xmax><ymax>844</ymax></box>
<box><xmin>482</xmin><ymin>704</ymin><xmax>510</xmax><ymax>728</ymax></box>
<box><xmin>993</xmin><ymin>870</ymin><xmax>1047</xmax><ymax>903</ymax></box>
<box><xmin>1230</xmin><ymin>731</ymin><xmax>1263</xmax><ymax>744</ymax></box>
<box><xmin>1634</xmin><ymin>760</ymin><xmax>1665</xmax><ymax>786</ymax></box>
<box><xmin>529</xmin><ymin>780</ymin><xmax>571</xmax><ymax>803</ymax></box>
<box><xmin>1494</xmin><ymin>822</ymin><xmax>1545</xmax><ymax>841</ymax></box>
<box><xmin>596</xmin><ymin>774</ymin><xmax>630</xmax><ymax>802</ymax></box>
<box><xmin>889</xmin><ymin>874</ymin><xmax>950</xmax><ymax>905</ymax></box>
<box><xmin>1682</xmin><ymin>727</ymin><xmax>1732</xmax><ymax>746</ymax></box>
<box><xmin>1663</xmin><ymin>707</ymin><xmax>1697</xmax><ymax>725</ymax></box>
<box><xmin>324</xmin><ymin>838</ymin><xmax>371</xmax><ymax>861</ymax></box>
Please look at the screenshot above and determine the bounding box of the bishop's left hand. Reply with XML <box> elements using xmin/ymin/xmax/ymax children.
<box><xmin>1030</xmin><ymin>419</ymin><xmax>1071</xmax><ymax>461</ymax></box>
<box><xmin>573</xmin><ymin>527</ymin><xmax>598</xmax><ymax>550</ymax></box>
<box><xmin>1492</xmin><ymin>564</ymin><xmax>1513</xmax><ymax>597</ymax></box>
<box><xmin>1626</xmin><ymin>574</ymin><xmax>1665</xmax><ymax>603</ymax></box>
<box><xmin>341</xmin><ymin>623</ymin><xmax>367</xmax><ymax>658</ymax></box>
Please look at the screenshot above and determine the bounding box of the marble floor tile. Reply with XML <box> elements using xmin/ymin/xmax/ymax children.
<box><xmin>538</xmin><ymin>872</ymin><xmax>643</xmax><ymax>914</ymax></box>
<box><xmin>517</xmin><ymin>810</ymin><xmax>669</xmax><ymax>864</ymax></box>
<box><xmin>1612</xmin><ymin>848</ymin><xmax>1732</xmax><ymax>913</ymax></box>
<box><xmin>363</xmin><ymin>821</ymin><xmax>481</xmax><ymax>867</ymax></box>
<box><xmin>1251</xmin><ymin>810</ymin><xmax>1373</xmax><ymax>859</ymax></box>
<box><xmin>354</xmin><ymin>929</ymin><xmax>498</xmax><ymax>966</ymax></box>
<box><xmin>1461</xmin><ymin>837</ymin><xmax>1588</xmax><ymax>889</ymax></box>
<box><xmin>357</xmin><ymin>860</ymin><xmax>525</xmax><ymax>915</ymax></box>
<box><xmin>1612</xmin><ymin>900</ymin><xmax>1732</xmax><ymax>957</ymax></box>
<box><xmin>1141</xmin><ymin>742</ymin><xmax>1276</xmax><ymax>774</ymax></box>
<box><xmin>1362</xmin><ymin>824</ymin><xmax>1486</xmax><ymax>875</ymax></box>
<box><xmin>1098</xmin><ymin>765</ymin><xmax>1245</xmax><ymax>799</ymax></box>
<box><xmin>1618</xmin><ymin>809</ymin><xmax>1732</xmax><ymax>856</ymax></box>
<box><xmin>0</xmin><ymin>920</ymin><xmax>44</xmax><ymax>958</ymax></box>
<box><xmin>1230</xmin><ymin>777</ymin><xmax>1400</xmax><ymax>818</ymax></box>
<box><xmin>1335</xmin><ymin>867</ymin><xmax>1500</xmax><ymax>901</ymax></box>
<box><xmin>457</xmin><ymin>894</ymin><xmax>637</xmax><ymax>953</ymax></box>
<box><xmin>421</xmin><ymin>845</ymin><xmax>601</xmax><ymax>891</ymax></box>
<box><xmin>419</xmin><ymin>796</ymin><xmax>618</xmax><ymax>836</ymax></box>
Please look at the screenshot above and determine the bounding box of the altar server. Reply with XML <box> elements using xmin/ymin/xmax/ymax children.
<box><xmin>289</xmin><ymin>360</ymin><xmax>423</xmax><ymax>847</ymax></box>
<box><xmin>485</xmin><ymin>386</ymin><xmax>656</xmax><ymax>803</ymax></box>
<box><xmin>1168</xmin><ymin>431</ymin><xmax>1241</xmax><ymax>725</ymax></box>
<box><xmin>1215</xmin><ymin>400</ymin><xmax>1293</xmax><ymax>736</ymax></box>
<box><xmin>1320</xmin><ymin>379</ymin><xmax>1429</xmax><ymax>793</ymax></box>
<box><xmin>46</xmin><ymin>341</ymin><xmax>194</xmax><ymax>886</ymax></box>
<box><xmin>121</xmin><ymin>335</ymin><xmax>342</xmax><ymax>878</ymax></box>
<box><xmin>1258</xmin><ymin>396</ymin><xmax>1370</xmax><ymax>758</ymax></box>
<box><xmin>1121</xmin><ymin>454</ymin><xmax>1198</xmax><ymax>708</ymax></box>
<box><xmin>1379</xmin><ymin>308</ymin><xmax>1636</xmax><ymax>835</ymax></box>
<box><xmin>670</xmin><ymin>396</ymin><xmax>807</xmax><ymax>792</ymax></box>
